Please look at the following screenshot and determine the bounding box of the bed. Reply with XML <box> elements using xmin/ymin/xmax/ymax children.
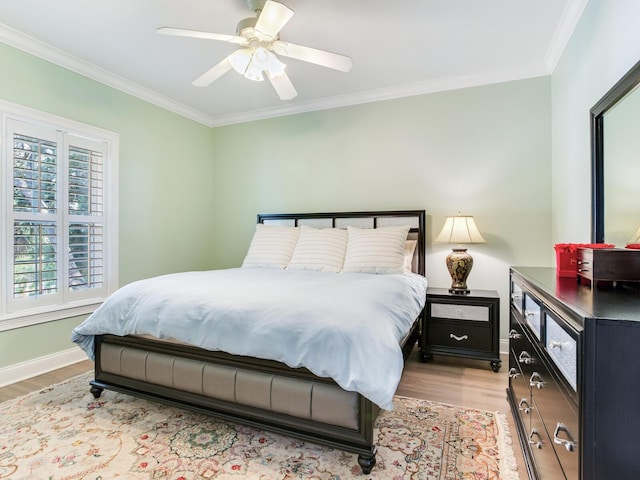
<box><xmin>72</xmin><ymin>210</ymin><xmax>427</xmax><ymax>474</ymax></box>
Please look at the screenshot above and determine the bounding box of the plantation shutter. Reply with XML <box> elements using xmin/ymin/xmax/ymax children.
<box><xmin>65</xmin><ymin>135</ymin><xmax>107</xmax><ymax>301</ymax></box>
<box><xmin>8</xmin><ymin>120</ymin><xmax>64</xmax><ymax>310</ymax></box>
<box><xmin>6</xmin><ymin>120</ymin><xmax>108</xmax><ymax>313</ymax></box>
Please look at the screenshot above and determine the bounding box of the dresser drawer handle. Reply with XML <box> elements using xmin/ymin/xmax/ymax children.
<box><xmin>548</xmin><ymin>340</ymin><xmax>564</xmax><ymax>350</ymax></box>
<box><xmin>508</xmin><ymin>329</ymin><xmax>521</xmax><ymax>339</ymax></box>
<box><xmin>553</xmin><ymin>422</ymin><xmax>577</xmax><ymax>452</ymax></box>
<box><xmin>529</xmin><ymin>428</ymin><xmax>543</xmax><ymax>449</ymax></box>
<box><xmin>511</xmin><ymin>293</ymin><xmax>521</xmax><ymax>301</ymax></box>
<box><xmin>529</xmin><ymin>371</ymin><xmax>545</xmax><ymax>389</ymax></box>
<box><xmin>508</xmin><ymin>368</ymin><xmax>520</xmax><ymax>379</ymax></box>
<box><xmin>449</xmin><ymin>333</ymin><xmax>469</xmax><ymax>341</ymax></box>
<box><xmin>518</xmin><ymin>398</ymin><xmax>531</xmax><ymax>414</ymax></box>
<box><xmin>518</xmin><ymin>351</ymin><xmax>533</xmax><ymax>364</ymax></box>
<box><xmin>524</xmin><ymin>309</ymin><xmax>536</xmax><ymax>318</ymax></box>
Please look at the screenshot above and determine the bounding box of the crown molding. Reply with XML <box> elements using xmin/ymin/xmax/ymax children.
<box><xmin>208</xmin><ymin>66</ymin><xmax>550</xmax><ymax>127</ymax></box>
<box><xmin>0</xmin><ymin>16</ymin><xmax>569</xmax><ymax>129</ymax></box>
<box><xmin>544</xmin><ymin>0</ymin><xmax>589</xmax><ymax>73</ymax></box>
<box><xmin>0</xmin><ymin>23</ymin><xmax>214</xmax><ymax>126</ymax></box>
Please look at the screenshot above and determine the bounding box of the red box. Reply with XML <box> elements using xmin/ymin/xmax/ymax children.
<box><xmin>556</xmin><ymin>250</ymin><xmax>578</xmax><ymax>277</ymax></box>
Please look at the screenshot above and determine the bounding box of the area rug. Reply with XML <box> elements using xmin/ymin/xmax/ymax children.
<box><xmin>0</xmin><ymin>372</ymin><xmax>519</xmax><ymax>479</ymax></box>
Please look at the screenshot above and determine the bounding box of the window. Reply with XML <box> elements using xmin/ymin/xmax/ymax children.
<box><xmin>1</xmin><ymin>101</ymin><xmax>118</xmax><ymax>331</ymax></box>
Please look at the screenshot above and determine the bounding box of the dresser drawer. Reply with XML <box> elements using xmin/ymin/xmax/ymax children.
<box><xmin>530</xmin><ymin>404</ymin><xmax>568</xmax><ymax>479</ymax></box>
<box><xmin>545</xmin><ymin>313</ymin><xmax>578</xmax><ymax>391</ymax></box>
<box><xmin>428</xmin><ymin>321</ymin><xmax>492</xmax><ymax>351</ymax></box>
<box><xmin>528</xmin><ymin>355</ymin><xmax>579</xmax><ymax>479</ymax></box>
<box><xmin>509</xmin><ymin>350</ymin><xmax>532</xmax><ymax>428</ymax></box>
<box><xmin>430</xmin><ymin>302</ymin><xmax>489</xmax><ymax>321</ymax></box>
<box><xmin>524</xmin><ymin>293</ymin><xmax>542</xmax><ymax>339</ymax></box>
<box><xmin>511</xmin><ymin>280</ymin><xmax>523</xmax><ymax>314</ymax></box>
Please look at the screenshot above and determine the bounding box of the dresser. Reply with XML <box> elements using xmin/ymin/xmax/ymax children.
<box><xmin>508</xmin><ymin>267</ymin><xmax>640</xmax><ymax>480</ymax></box>
<box><xmin>422</xmin><ymin>288</ymin><xmax>501</xmax><ymax>372</ymax></box>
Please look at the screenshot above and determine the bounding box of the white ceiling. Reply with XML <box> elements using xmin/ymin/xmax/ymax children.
<box><xmin>0</xmin><ymin>0</ymin><xmax>587</xmax><ymax>127</ymax></box>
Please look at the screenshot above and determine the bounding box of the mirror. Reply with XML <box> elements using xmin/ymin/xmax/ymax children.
<box><xmin>591</xmin><ymin>59</ymin><xmax>640</xmax><ymax>245</ymax></box>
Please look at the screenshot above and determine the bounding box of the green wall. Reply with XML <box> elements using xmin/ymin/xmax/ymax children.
<box><xmin>0</xmin><ymin>43</ymin><xmax>215</xmax><ymax>368</ymax></box>
<box><xmin>551</xmin><ymin>1</ymin><xmax>640</xmax><ymax>244</ymax></box>
<box><xmin>209</xmin><ymin>78</ymin><xmax>553</xmax><ymax>336</ymax></box>
<box><xmin>1</xmin><ymin>41</ymin><xmax>554</xmax><ymax>370</ymax></box>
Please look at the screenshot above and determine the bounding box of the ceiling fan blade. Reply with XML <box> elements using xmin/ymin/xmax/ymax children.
<box><xmin>192</xmin><ymin>57</ymin><xmax>233</xmax><ymax>87</ymax></box>
<box><xmin>157</xmin><ymin>27</ymin><xmax>248</xmax><ymax>46</ymax></box>
<box><xmin>267</xmin><ymin>71</ymin><xmax>297</xmax><ymax>100</ymax></box>
<box><xmin>254</xmin><ymin>0</ymin><xmax>294</xmax><ymax>41</ymax></box>
<box><xmin>272</xmin><ymin>41</ymin><xmax>352</xmax><ymax>72</ymax></box>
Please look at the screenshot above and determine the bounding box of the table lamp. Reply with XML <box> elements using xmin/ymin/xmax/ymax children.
<box><xmin>435</xmin><ymin>213</ymin><xmax>486</xmax><ymax>294</ymax></box>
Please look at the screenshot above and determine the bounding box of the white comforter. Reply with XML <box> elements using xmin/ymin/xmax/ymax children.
<box><xmin>72</xmin><ymin>268</ymin><xmax>427</xmax><ymax>410</ymax></box>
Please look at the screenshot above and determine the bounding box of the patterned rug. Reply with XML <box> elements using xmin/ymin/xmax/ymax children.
<box><xmin>0</xmin><ymin>372</ymin><xmax>519</xmax><ymax>479</ymax></box>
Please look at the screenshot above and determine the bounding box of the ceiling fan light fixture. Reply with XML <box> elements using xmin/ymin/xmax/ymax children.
<box><xmin>252</xmin><ymin>47</ymin><xmax>286</xmax><ymax>77</ymax></box>
<box><xmin>229</xmin><ymin>49</ymin><xmax>252</xmax><ymax>75</ymax></box>
<box><xmin>244</xmin><ymin>63</ymin><xmax>264</xmax><ymax>81</ymax></box>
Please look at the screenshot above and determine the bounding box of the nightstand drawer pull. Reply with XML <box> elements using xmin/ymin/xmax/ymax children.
<box><xmin>519</xmin><ymin>398</ymin><xmax>531</xmax><ymax>414</ymax></box>
<box><xmin>508</xmin><ymin>368</ymin><xmax>520</xmax><ymax>379</ymax></box>
<box><xmin>449</xmin><ymin>333</ymin><xmax>469</xmax><ymax>341</ymax></box>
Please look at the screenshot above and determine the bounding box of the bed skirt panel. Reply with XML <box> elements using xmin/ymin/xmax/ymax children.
<box><xmin>99</xmin><ymin>340</ymin><xmax>360</xmax><ymax>430</ymax></box>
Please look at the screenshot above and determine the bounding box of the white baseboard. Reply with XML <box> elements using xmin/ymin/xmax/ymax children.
<box><xmin>499</xmin><ymin>338</ymin><xmax>509</xmax><ymax>355</ymax></box>
<box><xmin>0</xmin><ymin>347</ymin><xmax>88</xmax><ymax>388</ymax></box>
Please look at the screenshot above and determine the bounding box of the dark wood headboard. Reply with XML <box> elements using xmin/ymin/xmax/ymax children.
<box><xmin>256</xmin><ymin>210</ymin><xmax>426</xmax><ymax>276</ymax></box>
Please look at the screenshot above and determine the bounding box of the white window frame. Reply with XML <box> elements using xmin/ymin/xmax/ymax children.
<box><xmin>0</xmin><ymin>99</ymin><xmax>119</xmax><ymax>331</ymax></box>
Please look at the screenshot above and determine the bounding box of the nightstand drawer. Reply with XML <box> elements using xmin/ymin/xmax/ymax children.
<box><xmin>428</xmin><ymin>322</ymin><xmax>492</xmax><ymax>351</ymax></box>
<box><xmin>422</xmin><ymin>288</ymin><xmax>500</xmax><ymax>371</ymax></box>
<box><xmin>430</xmin><ymin>303</ymin><xmax>489</xmax><ymax>322</ymax></box>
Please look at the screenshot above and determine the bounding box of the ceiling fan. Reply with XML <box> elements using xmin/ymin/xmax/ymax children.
<box><xmin>157</xmin><ymin>0</ymin><xmax>353</xmax><ymax>100</ymax></box>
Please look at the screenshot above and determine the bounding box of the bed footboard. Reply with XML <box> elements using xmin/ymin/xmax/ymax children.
<box><xmin>91</xmin><ymin>334</ymin><xmax>380</xmax><ymax>473</ymax></box>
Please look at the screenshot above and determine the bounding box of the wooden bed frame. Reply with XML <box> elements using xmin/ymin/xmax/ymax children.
<box><xmin>88</xmin><ymin>210</ymin><xmax>426</xmax><ymax>474</ymax></box>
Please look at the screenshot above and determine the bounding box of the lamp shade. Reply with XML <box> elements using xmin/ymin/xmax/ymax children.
<box><xmin>436</xmin><ymin>214</ymin><xmax>485</xmax><ymax>294</ymax></box>
<box><xmin>435</xmin><ymin>214</ymin><xmax>486</xmax><ymax>244</ymax></box>
<box><xmin>630</xmin><ymin>226</ymin><xmax>640</xmax><ymax>243</ymax></box>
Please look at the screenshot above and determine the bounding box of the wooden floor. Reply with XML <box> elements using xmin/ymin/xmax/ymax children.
<box><xmin>0</xmin><ymin>348</ymin><xmax>525</xmax><ymax>477</ymax></box>
<box><xmin>0</xmin><ymin>360</ymin><xmax>93</xmax><ymax>402</ymax></box>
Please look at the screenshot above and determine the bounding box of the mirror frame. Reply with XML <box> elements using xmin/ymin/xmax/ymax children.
<box><xmin>591</xmin><ymin>59</ymin><xmax>640</xmax><ymax>243</ymax></box>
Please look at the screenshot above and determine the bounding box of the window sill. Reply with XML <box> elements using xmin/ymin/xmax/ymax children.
<box><xmin>0</xmin><ymin>302</ymin><xmax>102</xmax><ymax>332</ymax></box>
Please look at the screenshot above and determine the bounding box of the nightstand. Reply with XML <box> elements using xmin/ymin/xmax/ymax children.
<box><xmin>420</xmin><ymin>288</ymin><xmax>501</xmax><ymax>372</ymax></box>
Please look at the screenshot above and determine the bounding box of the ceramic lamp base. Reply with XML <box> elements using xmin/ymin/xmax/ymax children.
<box><xmin>446</xmin><ymin>248</ymin><xmax>473</xmax><ymax>294</ymax></box>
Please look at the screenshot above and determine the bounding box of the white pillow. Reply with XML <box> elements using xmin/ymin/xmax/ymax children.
<box><xmin>287</xmin><ymin>226</ymin><xmax>348</xmax><ymax>272</ymax></box>
<box><xmin>342</xmin><ymin>225</ymin><xmax>411</xmax><ymax>274</ymax></box>
<box><xmin>404</xmin><ymin>239</ymin><xmax>418</xmax><ymax>273</ymax></box>
<box><xmin>241</xmin><ymin>224</ymin><xmax>300</xmax><ymax>269</ymax></box>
